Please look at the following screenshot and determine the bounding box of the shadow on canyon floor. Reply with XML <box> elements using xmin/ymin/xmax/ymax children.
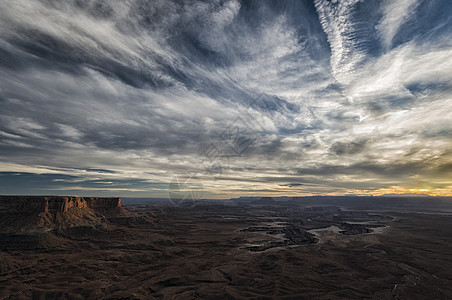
<box><xmin>0</xmin><ymin>197</ymin><xmax>451</xmax><ymax>299</ymax></box>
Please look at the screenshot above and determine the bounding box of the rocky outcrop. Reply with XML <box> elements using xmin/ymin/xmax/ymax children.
<box><xmin>0</xmin><ymin>196</ymin><xmax>49</xmax><ymax>214</ymax></box>
<box><xmin>47</xmin><ymin>196</ymin><xmax>88</xmax><ymax>213</ymax></box>
<box><xmin>0</xmin><ymin>196</ymin><xmax>125</xmax><ymax>232</ymax></box>
<box><xmin>283</xmin><ymin>224</ymin><xmax>318</xmax><ymax>244</ymax></box>
<box><xmin>0</xmin><ymin>196</ymin><xmax>121</xmax><ymax>214</ymax></box>
<box><xmin>84</xmin><ymin>197</ymin><xmax>121</xmax><ymax>210</ymax></box>
<box><xmin>339</xmin><ymin>222</ymin><xmax>372</xmax><ymax>235</ymax></box>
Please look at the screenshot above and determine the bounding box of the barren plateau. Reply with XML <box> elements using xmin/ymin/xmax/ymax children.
<box><xmin>0</xmin><ymin>196</ymin><xmax>451</xmax><ymax>299</ymax></box>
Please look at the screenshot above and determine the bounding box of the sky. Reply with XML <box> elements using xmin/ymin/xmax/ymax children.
<box><xmin>0</xmin><ymin>0</ymin><xmax>451</xmax><ymax>199</ymax></box>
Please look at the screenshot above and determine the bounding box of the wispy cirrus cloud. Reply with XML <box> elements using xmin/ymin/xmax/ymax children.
<box><xmin>0</xmin><ymin>0</ymin><xmax>451</xmax><ymax>197</ymax></box>
<box><xmin>377</xmin><ymin>0</ymin><xmax>420</xmax><ymax>50</ymax></box>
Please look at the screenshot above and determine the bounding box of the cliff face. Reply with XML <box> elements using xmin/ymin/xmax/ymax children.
<box><xmin>0</xmin><ymin>196</ymin><xmax>125</xmax><ymax>233</ymax></box>
<box><xmin>0</xmin><ymin>196</ymin><xmax>121</xmax><ymax>214</ymax></box>
<box><xmin>0</xmin><ymin>196</ymin><xmax>48</xmax><ymax>214</ymax></box>
<box><xmin>84</xmin><ymin>197</ymin><xmax>121</xmax><ymax>210</ymax></box>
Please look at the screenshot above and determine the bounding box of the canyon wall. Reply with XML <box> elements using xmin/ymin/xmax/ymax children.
<box><xmin>84</xmin><ymin>197</ymin><xmax>121</xmax><ymax>210</ymax></box>
<box><xmin>0</xmin><ymin>196</ymin><xmax>121</xmax><ymax>214</ymax></box>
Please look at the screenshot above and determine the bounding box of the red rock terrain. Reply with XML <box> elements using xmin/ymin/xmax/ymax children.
<box><xmin>0</xmin><ymin>196</ymin><xmax>127</xmax><ymax>232</ymax></box>
<box><xmin>0</xmin><ymin>201</ymin><xmax>451</xmax><ymax>299</ymax></box>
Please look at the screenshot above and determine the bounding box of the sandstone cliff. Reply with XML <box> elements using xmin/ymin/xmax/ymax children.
<box><xmin>0</xmin><ymin>196</ymin><xmax>127</xmax><ymax>232</ymax></box>
<box><xmin>0</xmin><ymin>196</ymin><xmax>121</xmax><ymax>213</ymax></box>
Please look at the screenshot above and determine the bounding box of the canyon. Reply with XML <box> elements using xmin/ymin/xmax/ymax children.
<box><xmin>0</xmin><ymin>196</ymin><xmax>125</xmax><ymax>233</ymax></box>
<box><xmin>0</xmin><ymin>197</ymin><xmax>451</xmax><ymax>299</ymax></box>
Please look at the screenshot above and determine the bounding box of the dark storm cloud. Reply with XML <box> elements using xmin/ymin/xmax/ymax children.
<box><xmin>0</xmin><ymin>0</ymin><xmax>451</xmax><ymax>196</ymax></box>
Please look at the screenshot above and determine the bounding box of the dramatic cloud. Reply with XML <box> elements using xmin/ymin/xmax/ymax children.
<box><xmin>0</xmin><ymin>0</ymin><xmax>451</xmax><ymax>198</ymax></box>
